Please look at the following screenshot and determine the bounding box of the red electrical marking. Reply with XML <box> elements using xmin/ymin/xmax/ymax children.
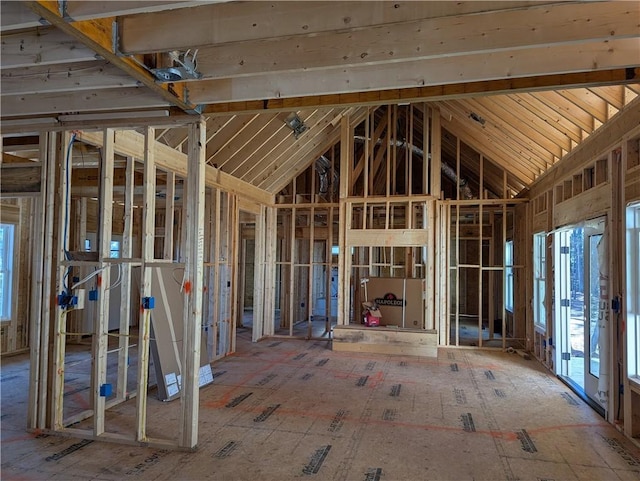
<box><xmin>97</xmin><ymin>275</ymin><xmax>102</xmax><ymax>287</ymax></box>
<box><xmin>184</xmin><ymin>281</ymin><xmax>192</xmax><ymax>294</ymax></box>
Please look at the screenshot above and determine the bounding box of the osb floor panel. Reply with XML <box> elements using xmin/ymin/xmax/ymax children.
<box><xmin>2</xmin><ymin>330</ymin><xmax>640</xmax><ymax>481</ymax></box>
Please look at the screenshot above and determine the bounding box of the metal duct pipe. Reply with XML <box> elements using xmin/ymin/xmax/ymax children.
<box><xmin>315</xmin><ymin>155</ymin><xmax>338</xmax><ymax>195</ymax></box>
<box><xmin>353</xmin><ymin>135</ymin><xmax>474</xmax><ymax>199</ymax></box>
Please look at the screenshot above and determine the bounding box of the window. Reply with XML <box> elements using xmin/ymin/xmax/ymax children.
<box><xmin>505</xmin><ymin>240</ymin><xmax>514</xmax><ymax>312</ymax></box>
<box><xmin>627</xmin><ymin>203</ymin><xmax>640</xmax><ymax>380</ymax></box>
<box><xmin>0</xmin><ymin>223</ymin><xmax>15</xmax><ymax>320</ymax></box>
<box><xmin>533</xmin><ymin>232</ymin><xmax>547</xmax><ymax>331</ymax></box>
<box><xmin>110</xmin><ymin>240</ymin><xmax>121</xmax><ymax>259</ymax></box>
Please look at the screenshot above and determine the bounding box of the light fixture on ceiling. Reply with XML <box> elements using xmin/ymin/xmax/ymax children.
<box><xmin>284</xmin><ymin>112</ymin><xmax>307</xmax><ymax>139</ymax></box>
<box><xmin>469</xmin><ymin>112</ymin><xmax>486</xmax><ymax>126</ymax></box>
<box><xmin>152</xmin><ymin>49</ymin><xmax>202</xmax><ymax>82</ymax></box>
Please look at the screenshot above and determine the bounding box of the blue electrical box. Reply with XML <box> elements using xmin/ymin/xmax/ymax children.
<box><xmin>142</xmin><ymin>297</ymin><xmax>155</xmax><ymax>309</ymax></box>
<box><xmin>99</xmin><ymin>383</ymin><xmax>112</xmax><ymax>397</ymax></box>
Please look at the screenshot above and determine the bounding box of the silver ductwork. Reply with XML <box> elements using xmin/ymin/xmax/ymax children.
<box><xmin>315</xmin><ymin>155</ymin><xmax>338</xmax><ymax>195</ymax></box>
<box><xmin>353</xmin><ymin>135</ymin><xmax>474</xmax><ymax>199</ymax></box>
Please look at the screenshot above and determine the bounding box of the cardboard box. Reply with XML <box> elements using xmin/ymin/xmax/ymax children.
<box><xmin>364</xmin><ymin>278</ymin><xmax>424</xmax><ymax>328</ymax></box>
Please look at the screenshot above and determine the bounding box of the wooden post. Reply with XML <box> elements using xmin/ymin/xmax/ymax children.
<box><xmin>117</xmin><ymin>156</ymin><xmax>135</xmax><ymax>400</ymax></box>
<box><xmin>93</xmin><ymin>128</ymin><xmax>115</xmax><ymax>435</ymax></box>
<box><xmin>338</xmin><ymin>115</ymin><xmax>351</xmax><ymax>325</ymax></box>
<box><xmin>455</xmin><ymin>138</ymin><xmax>461</xmax><ymax>346</ymax></box>
<box><xmin>288</xmin><ymin>206</ymin><xmax>295</xmax><ymax>335</ymax></box>
<box><xmin>211</xmin><ymin>189</ymin><xmax>221</xmax><ymax>357</ymax></box>
<box><xmin>478</xmin><ymin>155</ymin><xmax>484</xmax><ymax>348</ymax></box>
<box><xmin>179</xmin><ymin>118</ymin><xmax>206</xmax><ymax>449</ymax></box>
<box><xmin>425</xmin><ymin>200</ymin><xmax>435</xmax><ymax>331</ymax></box>
<box><xmin>502</xmin><ymin>171</ymin><xmax>508</xmax><ymax>348</ymax></box>
<box><xmin>384</xmin><ymin>106</ymin><xmax>397</xmax><ymax>197</ymax></box>
<box><xmin>52</xmin><ymin>131</ymin><xmax>73</xmax><ymax>430</ymax></box>
<box><xmin>28</xmin><ymin>132</ymin><xmax>52</xmax><ymax>429</ymax></box>
<box><xmin>431</xmin><ymin>108</ymin><xmax>442</xmax><ymax>199</ymax></box>
<box><xmin>229</xmin><ymin>194</ymin><xmax>238</xmax><ymax>354</ymax></box>
<box><xmin>264</xmin><ymin>206</ymin><xmax>277</xmax><ymax>336</ymax></box>
<box><xmin>364</xmin><ymin>109</ymin><xmax>370</xmax><ymax>197</ymax></box>
<box><xmin>423</xmin><ymin>104</ymin><xmax>430</xmax><ymax>196</ymax></box>
<box><xmin>253</xmin><ymin>205</ymin><xmax>265</xmax><ymax>342</ymax></box>
<box><xmin>488</xmin><ymin>210</ymin><xmax>496</xmax><ymax>341</ymax></box>
<box><xmin>136</xmin><ymin>127</ymin><xmax>156</xmax><ymax>442</ymax></box>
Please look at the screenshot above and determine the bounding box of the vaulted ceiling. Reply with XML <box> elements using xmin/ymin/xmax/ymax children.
<box><xmin>2</xmin><ymin>1</ymin><xmax>639</xmax><ymax>197</ymax></box>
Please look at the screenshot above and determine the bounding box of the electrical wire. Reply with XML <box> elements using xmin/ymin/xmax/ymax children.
<box><xmin>62</xmin><ymin>132</ymin><xmax>77</xmax><ymax>260</ymax></box>
<box><xmin>107</xmin><ymin>264</ymin><xmax>123</xmax><ymax>291</ymax></box>
<box><xmin>71</xmin><ymin>266</ymin><xmax>107</xmax><ymax>290</ymax></box>
<box><xmin>172</xmin><ymin>267</ymin><xmax>186</xmax><ymax>291</ymax></box>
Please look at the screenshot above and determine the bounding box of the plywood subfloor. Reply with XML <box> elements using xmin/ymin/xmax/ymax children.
<box><xmin>2</xmin><ymin>330</ymin><xmax>640</xmax><ymax>480</ymax></box>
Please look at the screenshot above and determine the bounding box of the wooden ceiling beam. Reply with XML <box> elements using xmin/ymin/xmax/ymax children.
<box><xmin>26</xmin><ymin>1</ymin><xmax>201</xmax><ymax>114</ymax></box>
<box><xmin>0</xmin><ymin>60</ymin><xmax>139</xmax><ymax>96</ymax></box>
<box><xmin>0</xmin><ymin>27</ymin><xmax>98</xmax><ymax>69</ymax></box>
<box><xmin>144</xmin><ymin>2</ymin><xmax>638</xmax><ymax>82</ymax></box>
<box><xmin>200</xmin><ymin>67</ymin><xmax>640</xmax><ymax>114</ymax></box>
<box><xmin>190</xmin><ymin>38</ymin><xmax>639</xmax><ymax>104</ymax></box>
<box><xmin>119</xmin><ymin>1</ymin><xmax>553</xmax><ymax>54</ymax></box>
<box><xmin>1</xmin><ymin>1</ymin><xmax>218</xmax><ymax>32</ymax></box>
<box><xmin>1</xmin><ymin>87</ymin><xmax>169</xmax><ymax>117</ymax></box>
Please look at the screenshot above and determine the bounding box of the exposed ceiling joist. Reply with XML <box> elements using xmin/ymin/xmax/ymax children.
<box><xmin>201</xmin><ymin>68</ymin><xmax>640</xmax><ymax>114</ymax></box>
<box><xmin>187</xmin><ymin>39</ymin><xmax>639</xmax><ymax>104</ymax></box>
<box><xmin>125</xmin><ymin>2</ymin><xmax>637</xmax><ymax>83</ymax></box>
<box><xmin>0</xmin><ymin>1</ymin><xmax>221</xmax><ymax>32</ymax></box>
<box><xmin>1</xmin><ymin>27</ymin><xmax>98</xmax><ymax>68</ymax></box>
<box><xmin>25</xmin><ymin>1</ymin><xmax>200</xmax><ymax>113</ymax></box>
<box><xmin>118</xmin><ymin>1</ymin><xmax>555</xmax><ymax>54</ymax></box>
<box><xmin>0</xmin><ymin>60</ymin><xmax>140</xmax><ymax>97</ymax></box>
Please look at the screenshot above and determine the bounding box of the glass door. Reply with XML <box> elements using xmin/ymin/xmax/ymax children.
<box><xmin>584</xmin><ymin>226</ymin><xmax>604</xmax><ymax>400</ymax></box>
<box><xmin>554</xmin><ymin>218</ymin><xmax>606</xmax><ymax>411</ymax></box>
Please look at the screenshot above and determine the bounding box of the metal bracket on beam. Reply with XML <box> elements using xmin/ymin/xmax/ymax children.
<box><xmin>112</xmin><ymin>20</ymin><xmax>122</xmax><ymax>57</ymax></box>
<box><xmin>57</xmin><ymin>0</ymin><xmax>73</xmax><ymax>21</ymax></box>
